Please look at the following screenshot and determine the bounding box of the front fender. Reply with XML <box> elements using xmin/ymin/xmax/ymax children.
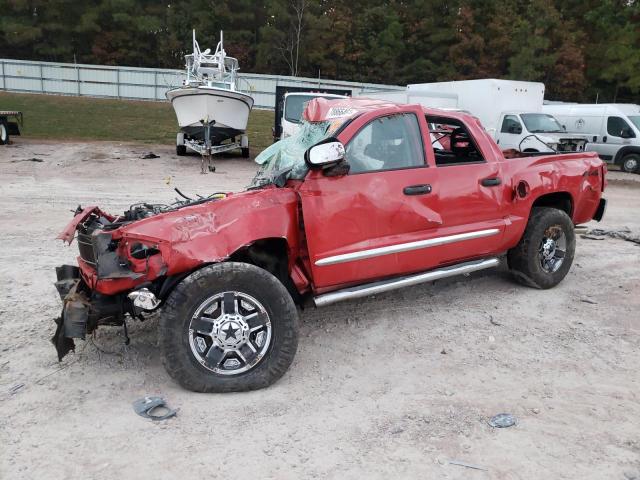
<box><xmin>118</xmin><ymin>188</ymin><xmax>301</xmax><ymax>277</ymax></box>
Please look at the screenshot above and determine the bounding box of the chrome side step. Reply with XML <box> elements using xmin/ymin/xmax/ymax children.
<box><xmin>313</xmin><ymin>257</ymin><xmax>500</xmax><ymax>307</ymax></box>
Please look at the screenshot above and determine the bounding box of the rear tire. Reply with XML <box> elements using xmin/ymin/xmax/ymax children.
<box><xmin>0</xmin><ymin>122</ymin><xmax>9</xmax><ymax>145</ymax></box>
<box><xmin>241</xmin><ymin>147</ymin><xmax>250</xmax><ymax>158</ymax></box>
<box><xmin>507</xmin><ymin>207</ymin><xmax>575</xmax><ymax>289</ymax></box>
<box><xmin>159</xmin><ymin>262</ymin><xmax>299</xmax><ymax>393</ymax></box>
<box><xmin>620</xmin><ymin>153</ymin><xmax>640</xmax><ymax>174</ymax></box>
<box><xmin>176</xmin><ymin>144</ymin><xmax>187</xmax><ymax>156</ymax></box>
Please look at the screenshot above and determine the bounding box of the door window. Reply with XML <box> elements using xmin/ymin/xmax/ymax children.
<box><xmin>427</xmin><ymin>116</ymin><xmax>486</xmax><ymax>166</ymax></box>
<box><xmin>500</xmin><ymin>115</ymin><xmax>523</xmax><ymax>134</ymax></box>
<box><xmin>345</xmin><ymin>114</ymin><xmax>425</xmax><ymax>174</ymax></box>
<box><xmin>607</xmin><ymin>116</ymin><xmax>635</xmax><ymax>138</ymax></box>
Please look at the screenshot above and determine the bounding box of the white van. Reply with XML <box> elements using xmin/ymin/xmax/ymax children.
<box><xmin>542</xmin><ymin>103</ymin><xmax>640</xmax><ymax>173</ymax></box>
<box><xmin>404</xmin><ymin>79</ymin><xmax>588</xmax><ymax>153</ymax></box>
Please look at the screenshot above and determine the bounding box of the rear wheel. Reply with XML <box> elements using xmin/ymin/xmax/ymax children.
<box><xmin>159</xmin><ymin>262</ymin><xmax>299</xmax><ymax>392</ymax></box>
<box><xmin>0</xmin><ymin>121</ymin><xmax>8</xmax><ymax>145</ymax></box>
<box><xmin>508</xmin><ymin>207</ymin><xmax>576</xmax><ymax>289</ymax></box>
<box><xmin>620</xmin><ymin>153</ymin><xmax>640</xmax><ymax>174</ymax></box>
<box><xmin>176</xmin><ymin>144</ymin><xmax>187</xmax><ymax>156</ymax></box>
<box><xmin>241</xmin><ymin>147</ymin><xmax>250</xmax><ymax>158</ymax></box>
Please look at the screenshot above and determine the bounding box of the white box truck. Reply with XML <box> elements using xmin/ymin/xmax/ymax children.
<box><xmin>404</xmin><ymin>79</ymin><xmax>588</xmax><ymax>153</ymax></box>
<box><xmin>358</xmin><ymin>89</ymin><xmax>459</xmax><ymax>109</ymax></box>
<box><xmin>542</xmin><ymin>103</ymin><xmax>640</xmax><ymax>173</ymax></box>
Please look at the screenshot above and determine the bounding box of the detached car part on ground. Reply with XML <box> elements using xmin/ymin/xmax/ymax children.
<box><xmin>53</xmin><ymin>98</ymin><xmax>607</xmax><ymax>393</ymax></box>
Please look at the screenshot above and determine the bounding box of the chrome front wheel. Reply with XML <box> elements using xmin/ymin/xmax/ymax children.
<box><xmin>160</xmin><ymin>262</ymin><xmax>299</xmax><ymax>392</ymax></box>
<box><xmin>189</xmin><ymin>291</ymin><xmax>272</xmax><ymax>375</ymax></box>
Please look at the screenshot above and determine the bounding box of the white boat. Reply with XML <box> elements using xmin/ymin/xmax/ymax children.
<box><xmin>166</xmin><ymin>30</ymin><xmax>254</xmax><ymax>155</ymax></box>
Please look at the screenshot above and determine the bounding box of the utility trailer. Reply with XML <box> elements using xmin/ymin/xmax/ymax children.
<box><xmin>0</xmin><ymin>111</ymin><xmax>23</xmax><ymax>145</ymax></box>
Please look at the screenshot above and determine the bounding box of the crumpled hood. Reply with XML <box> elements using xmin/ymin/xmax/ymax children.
<box><xmin>115</xmin><ymin>187</ymin><xmax>300</xmax><ymax>276</ymax></box>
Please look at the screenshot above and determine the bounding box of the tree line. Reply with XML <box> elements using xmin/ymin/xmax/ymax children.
<box><xmin>1</xmin><ymin>0</ymin><xmax>639</xmax><ymax>103</ymax></box>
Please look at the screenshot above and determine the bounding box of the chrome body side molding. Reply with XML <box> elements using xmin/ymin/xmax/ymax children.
<box><xmin>315</xmin><ymin>228</ymin><xmax>501</xmax><ymax>266</ymax></box>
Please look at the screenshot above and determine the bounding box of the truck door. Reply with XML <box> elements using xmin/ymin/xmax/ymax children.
<box><xmin>496</xmin><ymin>114</ymin><xmax>523</xmax><ymax>150</ymax></box>
<box><xmin>299</xmin><ymin>109</ymin><xmax>506</xmax><ymax>291</ymax></box>
<box><xmin>427</xmin><ymin>113</ymin><xmax>507</xmax><ymax>260</ymax></box>
<box><xmin>299</xmin><ymin>109</ymin><xmax>443</xmax><ymax>289</ymax></box>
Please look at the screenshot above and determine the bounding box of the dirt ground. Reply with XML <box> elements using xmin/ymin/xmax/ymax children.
<box><xmin>1</xmin><ymin>139</ymin><xmax>639</xmax><ymax>480</ymax></box>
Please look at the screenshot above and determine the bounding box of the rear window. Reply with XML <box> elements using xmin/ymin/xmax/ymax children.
<box><xmin>427</xmin><ymin>115</ymin><xmax>486</xmax><ymax>166</ymax></box>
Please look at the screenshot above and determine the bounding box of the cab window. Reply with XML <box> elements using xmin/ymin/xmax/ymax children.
<box><xmin>607</xmin><ymin>116</ymin><xmax>635</xmax><ymax>138</ymax></box>
<box><xmin>345</xmin><ymin>113</ymin><xmax>425</xmax><ymax>174</ymax></box>
<box><xmin>501</xmin><ymin>115</ymin><xmax>523</xmax><ymax>134</ymax></box>
<box><xmin>427</xmin><ymin>115</ymin><xmax>486</xmax><ymax>166</ymax></box>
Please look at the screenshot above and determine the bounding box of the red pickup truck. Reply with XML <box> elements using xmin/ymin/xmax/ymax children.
<box><xmin>53</xmin><ymin>98</ymin><xmax>607</xmax><ymax>392</ymax></box>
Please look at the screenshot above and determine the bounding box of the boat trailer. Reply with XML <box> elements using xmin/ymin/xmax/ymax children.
<box><xmin>178</xmin><ymin>118</ymin><xmax>249</xmax><ymax>173</ymax></box>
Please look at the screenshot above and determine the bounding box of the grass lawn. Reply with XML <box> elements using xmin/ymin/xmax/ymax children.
<box><xmin>0</xmin><ymin>91</ymin><xmax>274</xmax><ymax>151</ymax></box>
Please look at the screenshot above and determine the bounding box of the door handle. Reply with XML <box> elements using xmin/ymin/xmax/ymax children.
<box><xmin>603</xmin><ymin>136</ymin><xmax>607</xmax><ymax>143</ymax></box>
<box><xmin>481</xmin><ymin>177</ymin><xmax>501</xmax><ymax>187</ymax></box>
<box><xmin>403</xmin><ymin>184</ymin><xmax>432</xmax><ymax>195</ymax></box>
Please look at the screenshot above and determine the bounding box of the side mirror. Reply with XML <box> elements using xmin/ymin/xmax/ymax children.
<box><xmin>562</xmin><ymin>125</ymin><xmax>567</xmax><ymax>132</ymax></box>
<box><xmin>305</xmin><ymin>139</ymin><xmax>345</xmax><ymax>168</ymax></box>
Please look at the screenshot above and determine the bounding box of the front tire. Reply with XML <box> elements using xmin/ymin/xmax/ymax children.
<box><xmin>159</xmin><ymin>262</ymin><xmax>299</xmax><ymax>392</ymax></box>
<box><xmin>620</xmin><ymin>153</ymin><xmax>640</xmax><ymax>174</ymax></box>
<box><xmin>507</xmin><ymin>207</ymin><xmax>576</xmax><ymax>289</ymax></box>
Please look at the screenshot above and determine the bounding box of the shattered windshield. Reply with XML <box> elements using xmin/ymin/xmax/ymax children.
<box><xmin>250</xmin><ymin>118</ymin><xmax>345</xmax><ymax>188</ymax></box>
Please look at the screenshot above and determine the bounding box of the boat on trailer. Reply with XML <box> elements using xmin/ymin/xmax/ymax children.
<box><xmin>166</xmin><ymin>30</ymin><xmax>254</xmax><ymax>169</ymax></box>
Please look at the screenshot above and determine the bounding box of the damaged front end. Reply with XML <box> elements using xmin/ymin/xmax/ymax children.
<box><xmin>52</xmin><ymin>203</ymin><xmax>179</xmax><ymax>360</ymax></box>
<box><xmin>52</xmin><ymin>264</ymin><xmax>141</xmax><ymax>359</ymax></box>
<box><xmin>51</xmin><ymin>187</ymin><xmax>300</xmax><ymax>362</ymax></box>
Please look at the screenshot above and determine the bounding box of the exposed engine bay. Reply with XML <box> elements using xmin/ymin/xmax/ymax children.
<box><xmin>554</xmin><ymin>137</ymin><xmax>588</xmax><ymax>152</ymax></box>
<box><xmin>52</xmin><ymin>188</ymin><xmax>227</xmax><ymax>360</ymax></box>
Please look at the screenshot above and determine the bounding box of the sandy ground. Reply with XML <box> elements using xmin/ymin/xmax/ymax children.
<box><xmin>1</xmin><ymin>139</ymin><xmax>639</xmax><ymax>480</ymax></box>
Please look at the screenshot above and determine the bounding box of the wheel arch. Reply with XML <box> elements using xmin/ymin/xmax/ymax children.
<box><xmin>156</xmin><ymin>237</ymin><xmax>302</xmax><ymax>304</ymax></box>
<box><xmin>613</xmin><ymin>146</ymin><xmax>640</xmax><ymax>165</ymax></box>
<box><xmin>530</xmin><ymin>191</ymin><xmax>574</xmax><ymax>218</ymax></box>
<box><xmin>228</xmin><ymin>237</ymin><xmax>302</xmax><ymax>304</ymax></box>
